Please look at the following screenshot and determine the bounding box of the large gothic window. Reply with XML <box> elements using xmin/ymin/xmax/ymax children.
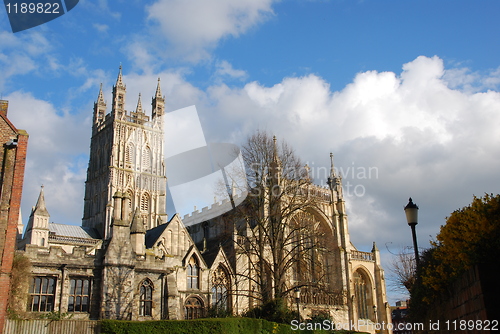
<box><xmin>184</xmin><ymin>296</ymin><xmax>204</xmax><ymax>319</ymax></box>
<box><xmin>294</xmin><ymin>211</ymin><xmax>335</xmax><ymax>284</ymax></box>
<box><xmin>211</xmin><ymin>265</ymin><xmax>230</xmax><ymax>313</ymax></box>
<box><xmin>354</xmin><ymin>270</ymin><xmax>372</xmax><ymax>320</ymax></box>
<box><xmin>139</xmin><ymin>279</ymin><xmax>153</xmax><ymax>316</ymax></box>
<box><xmin>187</xmin><ymin>256</ymin><xmax>200</xmax><ymax>289</ymax></box>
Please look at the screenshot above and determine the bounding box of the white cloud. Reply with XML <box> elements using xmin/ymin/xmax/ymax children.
<box><xmin>6</xmin><ymin>91</ymin><xmax>89</xmax><ymax>227</ymax></box>
<box><xmin>8</xmin><ymin>56</ymin><xmax>500</xmax><ymax>269</ymax></box>
<box><xmin>0</xmin><ymin>30</ymin><xmax>54</xmax><ymax>91</ymax></box>
<box><xmin>93</xmin><ymin>23</ymin><xmax>109</xmax><ymax>33</ymax></box>
<box><xmin>146</xmin><ymin>0</ymin><xmax>276</xmax><ymax>62</ymax></box>
<box><xmin>443</xmin><ymin>65</ymin><xmax>500</xmax><ymax>93</ymax></box>
<box><xmin>195</xmin><ymin>56</ymin><xmax>500</xmax><ymax>252</ymax></box>
<box><xmin>214</xmin><ymin>60</ymin><xmax>248</xmax><ymax>80</ymax></box>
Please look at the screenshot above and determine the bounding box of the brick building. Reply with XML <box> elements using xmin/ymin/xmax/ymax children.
<box><xmin>0</xmin><ymin>100</ymin><xmax>29</xmax><ymax>333</ymax></box>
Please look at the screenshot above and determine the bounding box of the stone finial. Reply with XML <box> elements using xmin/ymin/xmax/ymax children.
<box><xmin>130</xmin><ymin>208</ymin><xmax>146</xmax><ymax>234</ymax></box>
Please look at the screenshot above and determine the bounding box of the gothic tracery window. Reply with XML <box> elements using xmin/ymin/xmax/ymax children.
<box><xmin>187</xmin><ymin>256</ymin><xmax>200</xmax><ymax>289</ymax></box>
<box><xmin>291</xmin><ymin>211</ymin><xmax>333</xmax><ymax>286</ymax></box>
<box><xmin>140</xmin><ymin>193</ymin><xmax>150</xmax><ymax>212</ymax></box>
<box><xmin>125</xmin><ymin>143</ymin><xmax>135</xmax><ymax>169</ymax></box>
<box><xmin>211</xmin><ymin>265</ymin><xmax>230</xmax><ymax>312</ymax></box>
<box><xmin>126</xmin><ymin>190</ymin><xmax>134</xmax><ymax>210</ymax></box>
<box><xmin>354</xmin><ymin>270</ymin><xmax>372</xmax><ymax>320</ymax></box>
<box><xmin>139</xmin><ymin>279</ymin><xmax>153</xmax><ymax>316</ymax></box>
<box><xmin>184</xmin><ymin>296</ymin><xmax>204</xmax><ymax>319</ymax></box>
<box><xmin>142</xmin><ymin>146</ymin><xmax>152</xmax><ymax>172</ymax></box>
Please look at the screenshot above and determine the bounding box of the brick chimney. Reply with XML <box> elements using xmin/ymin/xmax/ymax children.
<box><xmin>0</xmin><ymin>100</ymin><xmax>7</xmax><ymax>116</ymax></box>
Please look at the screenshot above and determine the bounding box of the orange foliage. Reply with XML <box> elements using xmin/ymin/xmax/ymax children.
<box><xmin>422</xmin><ymin>194</ymin><xmax>500</xmax><ymax>295</ymax></box>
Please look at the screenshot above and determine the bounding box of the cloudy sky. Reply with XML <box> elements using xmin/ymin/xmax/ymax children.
<box><xmin>2</xmin><ymin>0</ymin><xmax>500</xmax><ymax>303</ymax></box>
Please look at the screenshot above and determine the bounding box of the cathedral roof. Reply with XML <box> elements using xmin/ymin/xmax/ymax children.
<box><xmin>48</xmin><ymin>223</ymin><xmax>100</xmax><ymax>239</ymax></box>
<box><xmin>145</xmin><ymin>222</ymin><xmax>168</xmax><ymax>249</ymax></box>
<box><xmin>198</xmin><ymin>238</ymin><xmax>222</xmax><ymax>267</ymax></box>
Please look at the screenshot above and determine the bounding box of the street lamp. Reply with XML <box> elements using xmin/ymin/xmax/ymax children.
<box><xmin>404</xmin><ymin>197</ymin><xmax>420</xmax><ymax>267</ymax></box>
<box><xmin>294</xmin><ymin>287</ymin><xmax>301</xmax><ymax>320</ymax></box>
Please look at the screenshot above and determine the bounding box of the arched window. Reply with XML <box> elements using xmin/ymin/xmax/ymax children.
<box><xmin>184</xmin><ymin>296</ymin><xmax>204</xmax><ymax>319</ymax></box>
<box><xmin>140</xmin><ymin>193</ymin><xmax>150</xmax><ymax>212</ymax></box>
<box><xmin>187</xmin><ymin>256</ymin><xmax>200</xmax><ymax>289</ymax></box>
<box><xmin>354</xmin><ymin>270</ymin><xmax>372</xmax><ymax>320</ymax></box>
<box><xmin>139</xmin><ymin>279</ymin><xmax>153</xmax><ymax>316</ymax></box>
<box><xmin>126</xmin><ymin>190</ymin><xmax>134</xmax><ymax>210</ymax></box>
<box><xmin>125</xmin><ymin>143</ymin><xmax>134</xmax><ymax>168</ymax></box>
<box><xmin>142</xmin><ymin>146</ymin><xmax>152</xmax><ymax>172</ymax></box>
<box><xmin>211</xmin><ymin>265</ymin><xmax>230</xmax><ymax>313</ymax></box>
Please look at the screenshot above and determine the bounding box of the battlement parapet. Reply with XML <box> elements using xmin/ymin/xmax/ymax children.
<box><xmin>182</xmin><ymin>191</ymin><xmax>247</xmax><ymax>227</ymax></box>
<box><xmin>23</xmin><ymin>244</ymin><xmax>98</xmax><ymax>264</ymax></box>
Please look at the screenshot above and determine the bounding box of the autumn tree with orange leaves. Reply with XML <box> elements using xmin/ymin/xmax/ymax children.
<box><xmin>410</xmin><ymin>194</ymin><xmax>500</xmax><ymax>319</ymax></box>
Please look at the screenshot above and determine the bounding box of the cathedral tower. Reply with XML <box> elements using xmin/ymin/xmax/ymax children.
<box><xmin>82</xmin><ymin>67</ymin><xmax>167</xmax><ymax>239</ymax></box>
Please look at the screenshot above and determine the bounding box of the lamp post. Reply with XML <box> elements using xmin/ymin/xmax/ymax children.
<box><xmin>404</xmin><ymin>197</ymin><xmax>420</xmax><ymax>267</ymax></box>
<box><xmin>294</xmin><ymin>287</ymin><xmax>301</xmax><ymax>320</ymax></box>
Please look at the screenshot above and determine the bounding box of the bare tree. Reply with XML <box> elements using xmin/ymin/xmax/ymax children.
<box><xmin>387</xmin><ymin>245</ymin><xmax>416</xmax><ymax>294</ymax></box>
<box><xmin>228</xmin><ymin>131</ymin><xmax>339</xmax><ymax>305</ymax></box>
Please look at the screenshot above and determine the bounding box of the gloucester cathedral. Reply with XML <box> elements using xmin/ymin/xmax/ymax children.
<box><xmin>16</xmin><ymin>67</ymin><xmax>391</xmax><ymax>332</ymax></box>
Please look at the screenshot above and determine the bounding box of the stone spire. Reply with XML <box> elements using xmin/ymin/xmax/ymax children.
<box><xmin>116</xmin><ymin>65</ymin><xmax>125</xmax><ymax>89</ymax></box>
<box><xmin>136</xmin><ymin>93</ymin><xmax>143</xmax><ymax>113</ymax></box>
<box><xmin>271</xmin><ymin>135</ymin><xmax>282</xmax><ymax>171</ymax></box>
<box><xmin>93</xmin><ymin>83</ymin><xmax>107</xmax><ymax>126</ymax></box>
<box><xmin>33</xmin><ymin>185</ymin><xmax>49</xmax><ymax>217</ymax></box>
<box><xmin>112</xmin><ymin>65</ymin><xmax>126</xmax><ymax>117</ymax></box>
<box><xmin>152</xmin><ymin>77</ymin><xmax>165</xmax><ymax>120</ymax></box>
<box><xmin>97</xmin><ymin>83</ymin><xmax>105</xmax><ymax>104</ymax></box>
<box><xmin>330</xmin><ymin>152</ymin><xmax>336</xmax><ymax>178</ymax></box>
<box><xmin>23</xmin><ymin>186</ymin><xmax>50</xmax><ymax>247</ymax></box>
<box><xmin>272</xmin><ymin>135</ymin><xmax>279</xmax><ymax>164</ymax></box>
<box><xmin>155</xmin><ymin>77</ymin><xmax>162</xmax><ymax>98</ymax></box>
<box><xmin>269</xmin><ymin>135</ymin><xmax>282</xmax><ymax>182</ymax></box>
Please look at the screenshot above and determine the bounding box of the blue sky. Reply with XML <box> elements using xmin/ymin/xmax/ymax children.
<box><xmin>2</xmin><ymin>0</ymin><xmax>500</xmax><ymax>303</ymax></box>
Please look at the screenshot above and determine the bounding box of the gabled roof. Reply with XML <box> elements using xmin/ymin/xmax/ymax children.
<box><xmin>145</xmin><ymin>221</ymin><xmax>168</xmax><ymax>249</ymax></box>
<box><xmin>48</xmin><ymin>223</ymin><xmax>100</xmax><ymax>239</ymax></box>
<box><xmin>0</xmin><ymin>111</ymin><xmax>19</xmax><ymax>134</ymax></box>
<box><xmin>198</xmin><ymin>237</ymin><xmax>224</xmax><ymax>268</ymax></box>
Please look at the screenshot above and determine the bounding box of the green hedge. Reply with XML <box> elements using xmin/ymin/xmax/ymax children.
<box><xmin>100</xmin><ymin>317</ymin><xmax>360</xmax><ymax>334</ymax></box>
<box><xmin>101</xmin><ymin>318</ymin><xmax>289</xmax><ymax>334</ymax></box>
